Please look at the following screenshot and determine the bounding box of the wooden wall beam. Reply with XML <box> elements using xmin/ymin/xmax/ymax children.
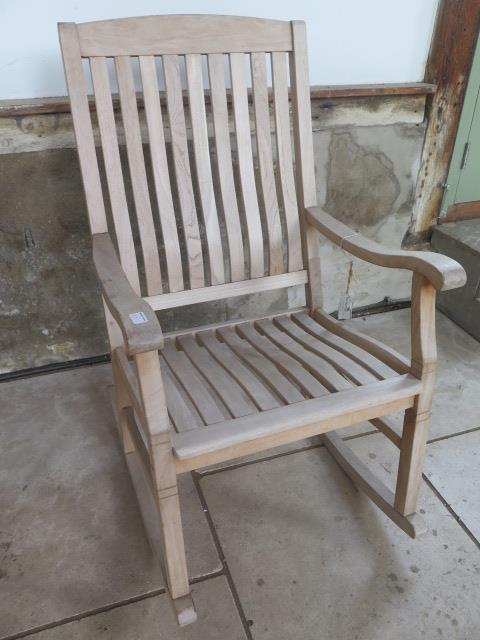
<box><xmin>407</xmin><ymin>0</ymin><xmax>480</xmax><ymax>243</ymax></box>
<box><xmin>0</xmin><ymin>82</ymin><xmax>436</xmax><ymax>118</ymax></box>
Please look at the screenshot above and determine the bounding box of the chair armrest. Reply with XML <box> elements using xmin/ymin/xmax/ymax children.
<box><xmin>92</xmin><ymin>233</ymin><xmax>163</xmax><ymax>355</ymax></box>
<box><xmin>305</xmin><ymin>206</ymin><xmax>467</xmax><ymax>292</ymax></box>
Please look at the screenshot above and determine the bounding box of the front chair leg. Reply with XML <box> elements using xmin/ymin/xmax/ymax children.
<box><xmin>135</xmin><ymin>351</ymin><xmax>196</xmax><ymax>626</ymax></box>
<box><xmin>394</xmin><ymin>273</ymin><xmax>436</xmax><ymax>517</ymax></box>
<box><xmin>394</xmin><ymin>403</ymin><xmax>431</xmax><ymax>515</ymax></box>
<box><xmin>156</xmin><ymin>492</ymin><xmax>196</xmax><ymax>625</ymax></box>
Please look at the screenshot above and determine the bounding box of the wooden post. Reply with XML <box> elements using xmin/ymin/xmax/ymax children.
<box><xmin>290</xmin><ymin>21</ymin><xmax>323</xmax><ymax>311</ymax></box>
<box><xmin>111</xmin><ymin>353</ymin><xmax>136</xmax><ymax>455</ymax></box>
<box><xmin>103</xmin><ymin>300</ymin><xmax>136</xmax><ymax>454</ymax></box>
<box><xmin>408</xmin><ymin>0</ymin><xmax>480</xmax><ymax>241</ymax></box>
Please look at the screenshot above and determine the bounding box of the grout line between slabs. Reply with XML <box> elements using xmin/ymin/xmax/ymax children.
<box><xmin>0</xmin><ymin>569</ymin><xmax>225</xmax><ymax>640</ymax></box>
<box><xmin>423</xmin><ymin>474</ymin><xmax>480</xmax><ymax>550</ymax></box>
<box><xmin>192</xmin><ymin>471</ymin><xmax>254</xmax><ymax>640</ymax></box>
<box><xmin>427</xmin><ymin>424</ymin><xmax>480</xmax><ymax>444</ymax></box>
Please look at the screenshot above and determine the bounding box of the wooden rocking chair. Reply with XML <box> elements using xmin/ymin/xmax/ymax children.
<box><xmin>59</xmin><ymin>15</ymin><xmax>466</xmax><ymax>625</ymax></box>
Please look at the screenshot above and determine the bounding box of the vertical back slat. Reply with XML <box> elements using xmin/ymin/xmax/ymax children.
<box><xmin>115</xmin><ymin>55</ymin><xmax>162</xmax><ymax>295</ymax></box>
<box><xmin>163</xmin><ymin>54</ymin><xmax>205</xmax><ymax>289</ymax></box>
<box><xmin>185</xmin><ymin>54</ymin><xmax>225</xmax><ymax>285</ymax></box>
<box><xmin>271</xmin><ymin>52</ymin><xmax>303</xmax><ymax>272</ymax></box>
<box><xmin>250</xmin><ymin>52</ymin><xmax>283</xmax><ymax>275</ymax></box>
<box><xmin>139</xmin><ymin>56</ymin><xmax>183</xmax><ymax>293</ymax></box>
<box><xmin>229</xmin><ymin>52</ymin><xmax>264</xmax><ymax>279</ymax></box>
<box><xmin>58</xmin><ymin>23</ymin><xmax>107</xmax><ymax>234</ymax></box>
<box><xmin>207</xmin><ymin>53</ymin><xmax>245</xmax><ymax>282</ymax></box>
<box><xmin>90</xmin><ymin>56</ymin><xmax>141</xmax><ymax>293</ymax></box>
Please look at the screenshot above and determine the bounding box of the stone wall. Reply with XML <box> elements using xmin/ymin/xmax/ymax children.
<box><xmin>0</xmin><ymin>93</ymin><xmax>426</xmax><ymax>373</ymax></box>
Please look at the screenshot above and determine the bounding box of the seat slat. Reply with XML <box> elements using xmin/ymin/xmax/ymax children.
<box><xmin>185</xmin><ymin>54</ymin><xmax>225</xmax><ymax>286</ymax></box>
<box><xmin>311</xmin><ymin>309</ymin><xmax>410</xmax><ymax>375</ymax></box>
<box><xmin>197</xmin><ymin>330</ymin><xmax>280</xmax><ymax>411</ymax></box>
<box><xmin>90</xmin><ymin>56</ymin><xmax>140</xmax><ymax>293</ymax></box>
<box><xmin>207</xmin><ymin>53</ymin><xmax>245</xmax><ymax>282</ymax></box>
<box><xmin>139</xmin><ymin>55</ymin><xmax>183</xmax><ymax>293</ymax></box>
<box><xmin>161</xmin><ymin>359</ymin><xmax>204</xmax><ymax>431</ymax></box>
<box><xmin>162</xmin><ymin>341</ymin><xmax>228</xmax><ymax>424</ymax></box>
<box><xmin>229</xmin><ymin>52</ymin><xmax>264</xmax><ymax>279</ymax></box>
<box><xmin>291</xmin><ymin>311</ymin><xmax>397</xmax><ymax>379</ymax></box>
<box><xmin>218</xmin><ymin>326</ymin><xmax>304</xmax><ymax>405</ymax></box>
<box><xmin>274</xmin><ymin>315</ymin><xmax>378</xmax><ymax>385</ymax></box>
<box><xmin>237</xmin><ymin>323</ymin><xmax>329</xmax><ymax>398</ymax></box>
<box><xmin>256</xmin><ymin>318</ymin><xmax>352</xmax><ymax>392</ymax></box>
<box><xmin>271</xmin><ymin>52</ymin><xmax>303</xmax><ymax>272</ymax></box>
<box><xmin>115</xmin><ymin>55</ymin><xmax>162</xmax><ymax>295</ymax></box>
<box><xmin>275</xmin><ymin>315</ymin><xmax>407</xmax><ymax>443</ymax></box>
<box><xmin>163</xmin><ymin>54</ymin><xmax>205</xmax><ymax>289</ymax></box>
<box><xmin>251</xmin><ymin>52</ymin><xmax>283</xmax><ymax>275</ymax></box>
<box><xmin>177</xmin><ymin>334</ymin><xmax>257</xmax><ymax>419</ymax></box>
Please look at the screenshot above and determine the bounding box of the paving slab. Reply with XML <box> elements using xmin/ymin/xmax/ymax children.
<box><xmin>201</xmin><ymin>441</ymin><xmax>480</xmax><ymax>640</ymax></box>
<box><xmin>28</xmin><ymin>576</ymin><xmax>246</xmax><ymax>640</ymax></box>
<box><xmin>425</xmin><ymin>429</ymin><xmax>480</xmax><ymax>541</ymax></box>
<box><xmin>0</xmin><ymin>365</ymin><xmax>220</xmax><ymax>638</ymax></box>
<box><xmin>347</xmin><ymin>309</ymin><xmax>480</xmax><ymax>438</ymax></box>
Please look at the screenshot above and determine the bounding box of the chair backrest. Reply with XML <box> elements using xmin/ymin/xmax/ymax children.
<box><xmin>59</xmin><ymin>15</ymin><xmax>317</xmax><ymax>309</ymax></box>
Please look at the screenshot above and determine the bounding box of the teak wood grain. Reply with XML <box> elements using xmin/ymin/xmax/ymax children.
<box><xmin>59</xmin><ymin>14</ymin><xmax>467</xmax><ymax>627</ymax></box>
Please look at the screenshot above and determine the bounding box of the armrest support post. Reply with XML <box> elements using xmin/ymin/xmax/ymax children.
<box><xmin>394</xmin><ymin>273</ymin><xmax>437</xmax><ymax>515</ymax></box>
<box><xmin>410</xmin><ymin>273</ymin><xmax>437</xmax><ymax>382</ymax></box>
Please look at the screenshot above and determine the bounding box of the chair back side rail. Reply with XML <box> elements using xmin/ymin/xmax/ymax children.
<box><xmin>290</xmin><ymin>21</ymin><xmax>321</xmax><ymax>309</ymax></box>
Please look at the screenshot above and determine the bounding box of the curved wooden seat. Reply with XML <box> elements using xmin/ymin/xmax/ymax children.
<box><xmin>161</xmin><ymin>311</ymin><xmax>406</xmax><ymax>435</ymax></box>
<box><xmin>158</xmin><ymin>312</ymin><xmax>417</xmax><ymax>473</ymax></box>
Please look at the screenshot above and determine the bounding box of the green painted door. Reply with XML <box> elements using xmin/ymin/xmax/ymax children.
<box><xmin>442</xmin><ymin>34</ymin><xmax>480</xmax><ymax>214</ymax></box>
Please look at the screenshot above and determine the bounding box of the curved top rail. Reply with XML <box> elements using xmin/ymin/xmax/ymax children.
<box><xmin>63</xmin><ymin>15</ymin><xmax>294</xmax><ymax>57</ymax></box>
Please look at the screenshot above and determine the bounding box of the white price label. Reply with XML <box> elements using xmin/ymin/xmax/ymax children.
<box><xmin>129</xmin><ymin>311</ymin><xmax>148</xmax><ymax>325</ymax></box>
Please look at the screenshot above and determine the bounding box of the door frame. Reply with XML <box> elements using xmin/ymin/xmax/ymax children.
<box><xmin>441</xmin><ymin>32</ymin><xmax>480</xmax><ymax>216</ymax></box>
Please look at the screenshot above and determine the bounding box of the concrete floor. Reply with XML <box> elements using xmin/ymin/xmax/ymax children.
<box><xmin>1</xmin><ymin>309</ymin><xmax>479</xmax><ymax>640</ymax></box>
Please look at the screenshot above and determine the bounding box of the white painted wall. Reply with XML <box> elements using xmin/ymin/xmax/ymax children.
<box><xmin>0</xmin><ymin>0</ymin><xmax>439</xmax><ymax>100</ymax></box>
